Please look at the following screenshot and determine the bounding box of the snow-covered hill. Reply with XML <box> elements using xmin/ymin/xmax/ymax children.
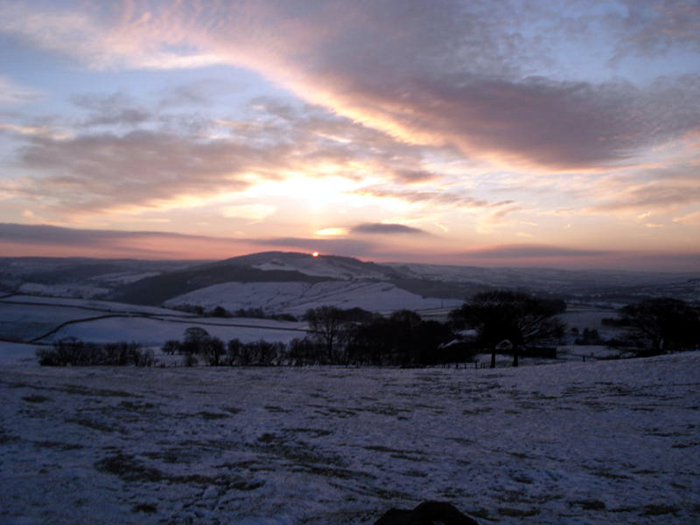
<box><xmin>2</xmin><ymin>252</ymin><xmax>699</xmax><ymax>312</ymax></box>
<box><xmin>164</xmin><ymin>280</ymin><xmax>462</xmax><ymax>316</ymax></box>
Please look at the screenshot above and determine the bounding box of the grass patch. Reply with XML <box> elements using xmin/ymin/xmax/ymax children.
<box><xmin>197</xmin><ymin>411</ymin><xmax>230</xmax><ymax>420</ymax></box>
<box><xmin>570</xmin><ymin>499</ymin><xmax>606</xmax><ymax>510</ymax></box>
<box><xmin>59</xmin><ymin>384</ymin><xmax>137</xmax><ymax>398</ymax></box>
<box><xmin>288</xmin><ymin>428</ymin><xmax>332</xmax><ymax>438</ymax></box>
<box><xmin>589</xmin><ymin>469</ymin><xmax>630</xmax><ymax>480</ymax></box>
<box><xmin>0</xmin><ymin>431</ymin><xmax>19</xmax><ymax>445</ymax></box>
<box><xmin>132</xmin><ymin>503</ymin><xmax>158</xmax><ymax>514</ymax></box>
<box><xmin>498</xmin><ymin>507</ymin><xmax>540</xmax><ymax>517</ymax></box>
<box><xmin>230</xmin><ymin>480</ymin><xmax>265</xmax><ymax>491</ymax></box>
<box><xmin>95</xmin><ymin>453</ymin><xmax>164</xmax><ymax>482</ymax></box>
<box><xmin>68</xmin><ymin>418</ymin><xmax>122</xmax><ymax>434</ymax></box>
<box><xmin>264</xmin><ymin>405</ymin><xmax>291</xmax><ymax>413</ymax></box>
<box><xmin>33</xmin><ymin>440</ymin><xmax>84</xmax><ymax>451</ymax></box>
<box><xmin>22</xmin><ymin>394</ymin><xmax>51</xmax><ymax>403</ymax></box>
<box><xmin>642</xmin><ymin>504</ymin><xmax>679</xmax><ymax>516</ymax></box>
<box><xmin>118</xmin><ymin>400</ymin><xmax>157</xmax><ymax>411</ymax></box>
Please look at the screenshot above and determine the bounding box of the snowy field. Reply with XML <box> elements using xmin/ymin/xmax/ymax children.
<box><xmin>1</xmin><ymin>350</ymin><xmax>698</xmax><ymax>524</ymax></box>
<box><xmin>0</xmin><ymin>295</ymin><xmax>182</xmax><ymax>315</ymax></box>
<box><xmin>47</xmin><ymin>316</ymin><xmax>307</xmax><ymax>347</ymax></box>
<box><xmin>0</xmin><ymin>296</ymin><xmax>307</xmax><ymax>346</ymax></box>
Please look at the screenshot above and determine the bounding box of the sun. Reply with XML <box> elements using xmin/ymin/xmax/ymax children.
<box><xmin>312</xmin><ymin>252</ymin><xmax>319</xmax><ymax>258</ymax></box>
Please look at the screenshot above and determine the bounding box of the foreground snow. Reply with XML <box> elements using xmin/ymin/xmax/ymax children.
<box><xmin>1</xmin><ymin>352</ymin><xmax>698</xmax><ymax>524</ymax></box>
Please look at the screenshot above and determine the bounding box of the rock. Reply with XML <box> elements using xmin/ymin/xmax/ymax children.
<box><xmin>374</xmin><ymin>501</ymin><xmax>479</xmax><ymax>525</ymax></box>
<box><xmin>374</xmin><ymin>509</ymin><xmax>426</xmax><ymax>525</ymax></box>
<box><xmin>414</xmin><ymin>501</ymin><xmax>479</xmax><ymax>524</ymax></box>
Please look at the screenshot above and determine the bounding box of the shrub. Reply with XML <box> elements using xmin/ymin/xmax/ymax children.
<box><xmin>37</xmin><ymin>339</ymin><xmax>152</xmax><ymax>367</ymax></box>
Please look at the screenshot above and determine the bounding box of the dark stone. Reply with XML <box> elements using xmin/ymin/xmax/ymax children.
<box><xmin>414</xmin><ymin>501</ymin><xmax>479</xmax><ymax>524</ymax></box>
<box><xmin>374</xmin><ymin>509</ymin><xmax>426</xmax><ymax>525</ymax></box>
<box><xmin>374</xmin><ymin>501</ymin><xmax>479</xmax><ymax>525</ymax></box>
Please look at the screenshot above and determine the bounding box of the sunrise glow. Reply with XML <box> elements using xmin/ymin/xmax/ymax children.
<box><xmin>0</xmin><ymin>1</ymin><xmax>698</xmax><ymax>270</ymax></box>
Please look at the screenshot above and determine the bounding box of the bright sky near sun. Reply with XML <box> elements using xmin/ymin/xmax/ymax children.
<box><xmin>0</xmin><ymin>0</ymin><xmax>699</xmax><ymax>269</ymax></box>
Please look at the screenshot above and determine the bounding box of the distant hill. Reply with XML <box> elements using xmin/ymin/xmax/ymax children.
<box><xmin>2</xmin><ymin>252</ymin><xmax>698</xmax><ymax>310</ymax></box>
<box><xmin>111</xmin><ymin>258</ymin><xmax>332</xmax><ymax>305</ymax></box>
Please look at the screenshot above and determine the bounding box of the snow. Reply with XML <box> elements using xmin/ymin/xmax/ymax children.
<box><xmin>0</xmin><ymin>295</ymin><xmax>184</xmax><ymax>316</ymax></box>
<box><xmin>251</xmin><ymin>256</ymin><xmax>388</xmax><ymax>280</ymax></box>
<box><xmin>1</xmin><ymin>352</ymin><xmax>698</xmax><ymax>524</ymax></box>
<box><xmin>47</xmin><ymin>316</ymin><xmax>306</xmax><ymax>346</ymax></box>
<box><xmin>0</xmin><ymin>297</ymin><xmax>306</xmax><ymax>345</ymax></box>
<box><xmin>0</xmin><ymin>341</ymin><xmax>37</xmax><ymax>365</ymax></box>
<box><xmin>17</xmin><ymin>282</ymin><xmax>110</xmax><ymax>299</ymax></box>
<box><xmin>165</xmin><ymin>281</ymin><xmax>462</xmax><ymax>315</ymax></box>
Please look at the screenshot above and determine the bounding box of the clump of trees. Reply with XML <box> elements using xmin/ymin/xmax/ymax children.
<box><xmin>37</xmin><ymin>293</ymin><xmax>697</xmax><ymax>369</ymax></box>
<box><xmin>608</xmin><ymin>298</ymin><xmax>700</xmax><ymax>356</ymax></box>
<box><xmin>37</xmin><ymin>339</ymin><xmax>154</xmax><ymax>367</ymax></box>
<box><xmin>346</xmin><ymin>310</ymin><xmax>454</xmax><ymax>366</ymax></box>
<box><xmin>162</xmin><ymin>327</ymin><xmax>285</xmax><ymax>367</ymax></box>
<box><xmin>305</xmin><ymin>306</ymin><xmax>454</xmax><ymax>366</ymax></box>
<box><xmin>160</xmin><ymin>294</ymin><xmax>568</xmax><ymax>368</ymax></box>
<box><xmin>171</xmin><ymin>304</ymin><xmax>297</xmax><ymax>322</ymax></box>
<box><xmin>450</xmin><ymin>290</ymin><xmax>566</xmax><ymax>367</ymax></box>
<box><xmin>571</xmin><ymin>327</ymin><xmax>604</xmax><ymax>345</ymax></box>
<box><xmin>161</xmin><ymin>307</ymin><xmax>456</xmax><ymax>367</ymax></box>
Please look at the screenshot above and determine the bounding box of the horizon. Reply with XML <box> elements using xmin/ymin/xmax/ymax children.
<box><xmin>2</xmin><ymin>243</ymin><xmax>700</xmax><ymax>275</ymax></box>
<box><xmin>1</xmin><ymin>2</ymin><xmax>699</xmax><ymax>271</ymax></box>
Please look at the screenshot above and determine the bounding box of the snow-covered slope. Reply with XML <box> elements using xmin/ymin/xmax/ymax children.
<box><xmin>0</xmin><ymin>296</ymin><xmax>305</xmax><ymax>345</ymax></box>
<box><xmin>245</xmin><ymin>252</ymin><xmax>391</xmax><ymax>280</ymax></box>
<box><xmin>164</xmin><ymin>280</ymin><xmax>463</xmax><ymax>315</ymax></box>
<box><xmin>48</xmin><ymin>316</ymin><xmax>306</xmax><ymax>346</ymax></box>
<box><xmin>1</xmin><ymin>352</ymin><xmax>698</xmax><ymax>524</ymax></box>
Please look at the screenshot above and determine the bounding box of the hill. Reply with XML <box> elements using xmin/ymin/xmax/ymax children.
<box><xmin>2</xmin><ymin>252</ymin><xmax>699</xmax><ymax>314</ymax></box>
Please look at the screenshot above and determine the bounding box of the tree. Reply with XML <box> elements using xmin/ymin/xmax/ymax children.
<box><xmin>451</xmin><ymin>290</ymin><xmax>566</xmax><ymax>367</ymax></box>
<box><xmin>179</xmin><ymin>327</ymin><xmax>213</xmax><ymax>366</ymax></box>
<box><xmin>617</xmin><ymin>298</ymin><xmax>700</xmax><ymax>355</ymax></box>
<box><xmin>202</xmin><ymin>337</ymin><xmax>226</xmax><ymax>366</ymax></box>
<box><xmin>305</xmin><ymin>306</ymin><xmax>347</xmax><ymax>362</ymax></box>
<box><xmin>162</xmin><ymin>340</ymin><xmax>181</xmax><ymax>355</ymax></box>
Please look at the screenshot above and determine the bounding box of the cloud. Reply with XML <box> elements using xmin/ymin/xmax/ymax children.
<box><xmin>158</xmin><ymin>80</ymin><xmax>236</xmax><ymax>108</ymax></box>
<box><xmin>352</xmin><ymin>186</ymin><xmax>514</xmax><ymax>209</ymax></box>
<box><xmin>3</xmin><ymin>93</ymin><xmax>467</xmax><ymax>217</ymax></box>
<box><xmin>591</xmin><ymin>180</ymin><xmax>700</xmax><ymax>212</ymax></box>
<box><xmin>7</xmin><ymin>130</ymin><xmax>257</xmax><ymax>212</ymax></box>
<box><xmin>4</xmin><ymin>1</ymin><xmax>698</xmax><ymax>171</ymax></box>
<box><xmin>0</xmin><ymin>76</ymin><xmax>43</xmax><ymax>104</ymax></box>
<box><xmin>315</xmin><ymin>227</ymin><xmax>348</xmax><ymax>236</ymax></box>
<box><xmin>249</xmin><ymin>236</ymin><xmax>375</xmax><ymax>256</ymax></box>
<box><xmin>0</xmin><ymin>222</ymin><xmax>211</xmax><ymax>246</ymax></box>
<box><xmin>71</xmin><ymin>92</ymin><xmax>151</xmax><ymax>127</ymax></box>
<box><xmin>221</xmin><ymin>204</ymin><xmax>276</xmax><ymax>221</ymax></box>
<box><xmin>673</xmin><ymin>210</ymin><xmax>700</xmax><ymax>225</ymax></box>
<box><xmin>614</xmin><ymin>0</ymin><xmax>700</xmax><ymax>59</ymax></box>
<box><xmin>463</xmin><ymin>244</ymin><xmax>611</xmax><ymax>259</ymax></box>
<box><xmin>0</xmin><ymin>121</ymin><xmax>69</xmax><ymax>139</ymax></box>
<box><xmin>351</xmin><ymin>223</ymin><xmax>428</xmax><ymax>235</ymax></box>
<box><xmin>391</xmin><ymin>170</ymin><xmax>438</xmax><ymax>184</ymax></box>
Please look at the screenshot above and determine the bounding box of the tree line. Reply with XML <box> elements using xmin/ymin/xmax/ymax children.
<box><xmin>160</xmin><ymin>291</ymin><xmax>569</xmax><ymax>367</ymax></box>
<box><xmin>36</xmin><ymin>291</ymin><xmax>699</xmax><ymax>367</ymax></box>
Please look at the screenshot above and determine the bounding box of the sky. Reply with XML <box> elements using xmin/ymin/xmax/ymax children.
<box><xmin>0</xmin><ymin>0</ymin><xmax>699</xmax><ymax>270</ymax></box>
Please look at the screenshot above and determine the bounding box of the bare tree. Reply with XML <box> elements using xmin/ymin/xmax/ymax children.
<box><xmin>618</xmin><ymin>298</ymin><xmax>700</xmax><ymax>355</ymax></box>
<box><xmin>452</xmin><ymin>291</ymin><xmax>566</xmax><ymax>367</ymax></box>
<box><xmin>305</xmin><ymin>306</ymin><xmax>347</xmax><ymax>363</ymax></box>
